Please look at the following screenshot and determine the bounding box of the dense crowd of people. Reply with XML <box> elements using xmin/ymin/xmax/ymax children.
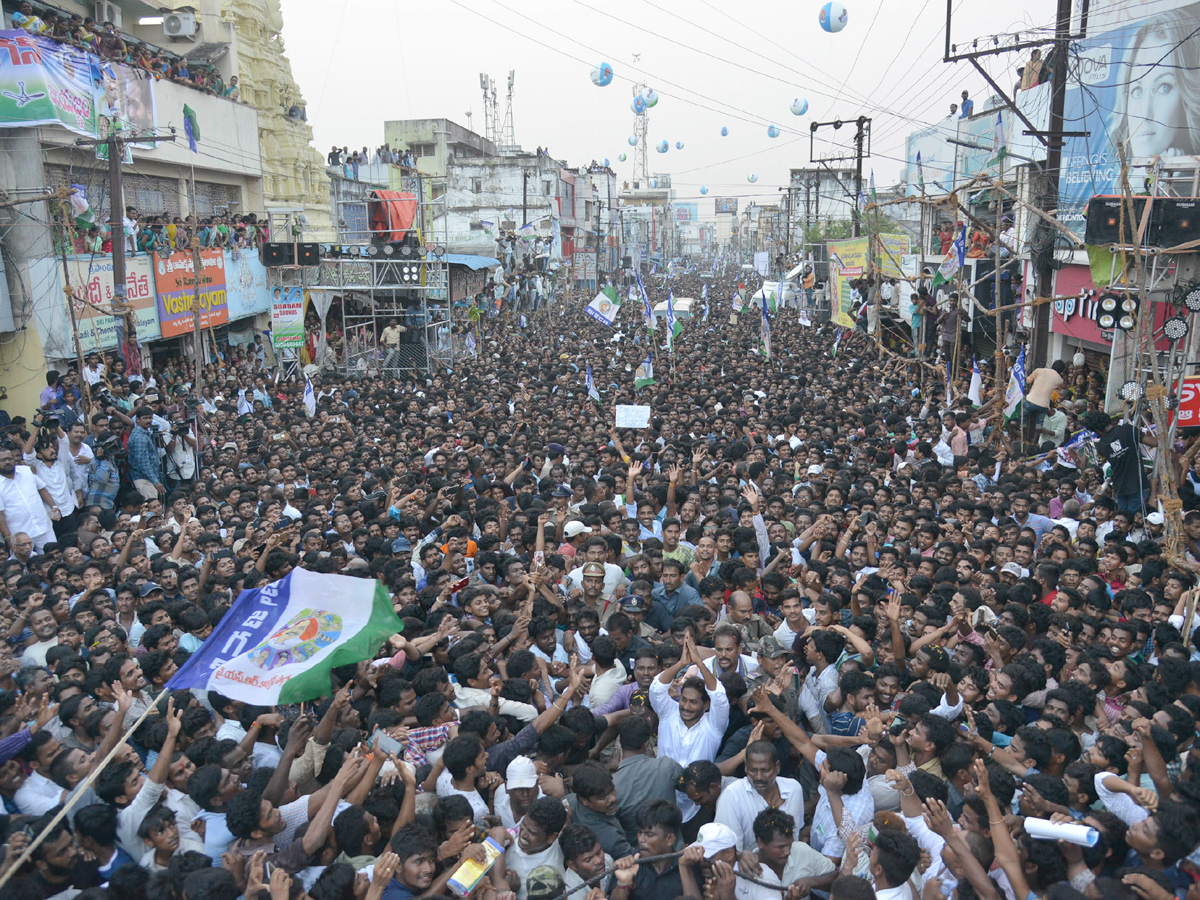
<box><xmin>61</xmin><ymin>208</ymin><xmax>271</xmax><ymax>258</ymax></box>
<box><xmin>9</xmin><ymin>2</ymin><xmax>242</xmax><ymax>102</ymax></box>
<box><xmin>0</xmin><ymin>262</ymin><xmax>1196</xmax><ymax>900</ymax></box>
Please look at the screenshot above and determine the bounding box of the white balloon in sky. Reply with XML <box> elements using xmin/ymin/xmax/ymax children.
<box><xmin>819</xmin><ymin>1</ymin><xmax>849</xmax><ymax>33</ymax></box>
<box><xmin>791</xmin><ymin>97</ymin><xmax>808</xmax><ymax>116</ymax></box>
<box><xmin>747</xmin><ymin>173</ymin><xmax>759</xmax><ymax>183</ymax></box>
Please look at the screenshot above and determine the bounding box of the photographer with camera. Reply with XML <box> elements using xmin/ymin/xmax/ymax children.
<box><xmin>164</xmin><ymin>416</ymin><xmax>197</xmax><ymax>490</ymax></box>
<box><xmin>18</xmin><ymin>422</ymin><xmax>82</xmax><ymax>539</ymax></box>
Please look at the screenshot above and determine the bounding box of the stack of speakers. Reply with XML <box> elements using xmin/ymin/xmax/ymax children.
<box><xmin>261</xmin><ymin>242</ymin><xmax>320</xmax><ymax>267</ymax></box>
<box><xmin>1084</xmin><ymin>195</ymin><xmax>1200</xmax><ymax>248</ymax></box>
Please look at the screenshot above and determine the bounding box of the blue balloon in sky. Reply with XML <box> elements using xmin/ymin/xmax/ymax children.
<box><xmin>602</xmin><ymin>158</ymin><xmax>610</xmax><ymax>167</ymax></box>
<box><xmin>656</xmin><ymin>140</ymin><xmax>668</xmax><ymax>153</ymax></box>
<box><xmin>700</xmin><ymin>186</ymin><xmax>708</xmax><ymax>194</ymax></box>
<box><xmin>631</xmin><ymin>96</ymin><xmax>647</xmax><ymax>114</ymax></box>
<box><xmin>675</xmin><ymin>141</ymin><xmax>684</xmax><ymax>150</ymax></box>
<box><xmin>767</xmin><ymin>124</ymin><xmax>780</xmax><ymax>138</ymax></box>
<box><xmin>791</xmin><ymin>97</ymin><xmax>809</xmax><ymax>116</ymax></box>
<box><xmin>720</xmin><ymin>126</ymin><xmax>729</xmax><ymax>136</ymax></box>
<box><xmin>819</xmin><ymin>1</ymin><xmax>848</xmax><ymax>33</ymax></box>
<box><xmin>628</xmin><ymin>135</ymin><xmax>638</xmax><ymax>146</ymax></box>
<box><xmin>590</xmin><ymin>62</ymin><xmax>614</xmax><ymax>87</ymax></box>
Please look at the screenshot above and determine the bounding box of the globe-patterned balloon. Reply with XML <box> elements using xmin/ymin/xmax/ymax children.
<box><xmin>640</xmin><ymin>87</ymin><xmax>659</xmax><ymax>107</ymax></box>
<box><xmin>819</xmin><ymin>1</ymin><xmax>848</xmax><ymax>32</ymax></box>
<box><xmin>619</xmin><ymin>153</ymin><xmax>627</xmax><ymax>162</ymax></box>
<box><xmin>591</xmin><ymin>62</ymin><xmax>614</xmax><ymax>87</ymax></box>
<box><xmin>631</xmin><ymin>96</ymin><xmax>647</xmax><ymax>115</ymax></box>
<box><xmin>700</xmin><ymin>186</ymin><xmax>708</xmax><ymax>195</ymax></box>
<box><xmin>747</xmin><ymin>173</ymin><xmax>759</xmax><ymax>183</ymax></box>
<box><xmin>628</xmin><ymin>135</ymin><xmax>638</xmax><ymax>146</ymax></box>
<box><xmin>656</xmin><ymin>140</ymin><xmax>669</xmax><ymax>153</ymax></box>
<box><xmin>675</xmin><ymin>141</ymin><xmax>684</xmax><ymax>150</ymax></box>
<box><xmin>768</xmin><ymin>124</ymin><xmax>780</xmax><ymax>138</ymax></box>
<box><xmin>791</xmin><ymin>97</ymin><xmax>808</xmax><ymax>116</ymax></box>
<box><xmin>721</xmin><ymin>126</ymin><xmax>729</xmax><ymax>136</ymax></box>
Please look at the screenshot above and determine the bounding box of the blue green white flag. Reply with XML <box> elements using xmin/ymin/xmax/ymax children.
<box><xmin>167</xmin><ymin>569</ymin><xmax>403</xmax><ymax>704</ymax></box>
<box><xmin>666</xmin><ymin>292</ymin><xmax>681</xmax><ymax>351</ymax></box>
<box><xmin>586</xmin><ymin>363</ymin><xmax>601</xmax><ymax>404</ymax></box>
<box><xmin>634</xmin><ymin>355</ymin><xmax>655</xmax><ymax>390</ymax></box>
<box><xmin>1004</xmin><ymin>346</ymin><xmax>1026</xmax><ymax>422</ymax></box>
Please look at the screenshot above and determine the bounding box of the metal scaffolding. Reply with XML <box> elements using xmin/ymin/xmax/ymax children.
<box><xmin>268</xmin><ymin>172</ymin><xmax>454</xmax><ymax>376</ymax></box>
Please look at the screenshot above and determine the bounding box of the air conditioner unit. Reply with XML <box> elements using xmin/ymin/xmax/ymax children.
<box><xmin>93</xmin><ymin>0</ymin><xmax>122</xmax><ymax>28</ymax></box>
<box><xmin>163</xmin><ymin>12</ymin><xmax>198</xmax><ymax>38</ymax></box>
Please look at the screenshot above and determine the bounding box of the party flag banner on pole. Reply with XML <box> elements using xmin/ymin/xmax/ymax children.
<box><xmin>931</xmin><ymin>225</ymin><xmax>967</xmax><ymax>290</ymax></box>
<box><xmin>1004</xmin><ymin>346</ymin><xmax>1027</xmax><ymax>422</ymax></box>
<box><xmin>167</xmin><ymin>569</ymin><xmax>403</xmax><ymax>704</ymax></box>
<box><xmin>586</xmin><ymin>363</ymin><xmax>602</xmax><ymax>404</ymax></box>
<box><xmin>636</xmin><ymin>271</ymin><xmax>655</xmax><ymax>330</ymax></box>
<box><xmin>634</xmin><ymin>355</ymin><xmax>655</xmax><ymax>390</ymax></box>
<box><xmin>759</xmin><ymin>291</ymin><xmax>772</xmax><ymax>359</ymax></box>
<box><xmin>303</xmin><ymin>376</ymin><xmax>316</xmax><ymax>418</ymax></box>
<box><xmin>968</xmin><ymin>358</ymin><xmax>983</xmax><ymax>407</ymax></box>
<box><xmin>585</xmin><ymin>285</ymin><xmax>622</xmax><ymax>328</ymax></box>
<box><xmin>666</xmin><ymin>292</ymin><xmax>681</xmax><ymax>351</ymax></box>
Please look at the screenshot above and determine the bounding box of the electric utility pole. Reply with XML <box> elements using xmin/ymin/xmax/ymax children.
<box><xmin>942</xmin><ymin>0</ymin><xmax>1090</xmax><ymax>366</ymax></box>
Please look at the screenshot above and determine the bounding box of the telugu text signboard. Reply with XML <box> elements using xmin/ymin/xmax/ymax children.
<box><xmin>153</xmin><ymin>250</ymin><xmax>228</xmax><ymax>337</ymax></box>
<box><xmin>68</xmin><ymin>255</ymin><xmax>160</xmax><ymax>352</ymax></box>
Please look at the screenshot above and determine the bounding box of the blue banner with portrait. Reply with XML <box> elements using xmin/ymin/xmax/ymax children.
<box><xmin>1058</xmin><ymin>0</ymin><xmax>1200</xmax><ymax>230</ymax></box>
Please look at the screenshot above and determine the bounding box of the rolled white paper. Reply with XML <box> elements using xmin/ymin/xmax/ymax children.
<box><xmin>1023</xmin><ymin>817</ymin><xmax>1099</xmax><ymax>847</ymax></box>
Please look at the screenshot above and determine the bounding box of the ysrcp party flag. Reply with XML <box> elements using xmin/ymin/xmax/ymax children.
<box><xmin>303</xmin><ymin>376</ymin><xmax>316</xmax><ymax>418</ymax></box>
<box><xmin>586</xmin><ymin>362</ymin><xmax>601</xmax><ymax>404</ymax></box>
<box><xmin>1004</xmin><ymin>346</ymin><xmax>1027</xmax><ymax>422</ymax></box>
<box><xmin>585</xmin><ymin>285</ymin><xmax>621</xmax><ymax>327</ymax></box>
<box><xmin>634</xmin><ymin>355</ymin><xmax>655</xmax><ymax>390</ymax></box>
<box><xmin>167</xmin><ymin>568</ymin><xmax>402</xmax><ymax>704</ymax></box>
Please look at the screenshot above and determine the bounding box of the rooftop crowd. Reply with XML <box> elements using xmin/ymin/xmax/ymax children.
<box><xmin>0</xmin><ymin>262</ymin><xmax>1195</xmax><ymax>900</ymax></box>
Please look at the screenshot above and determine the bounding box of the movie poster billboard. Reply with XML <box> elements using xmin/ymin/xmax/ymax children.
<box><xmin>1058</xmin><ymin>0</ymin><xmax>1200</xmax><ymax>229</ymax></box>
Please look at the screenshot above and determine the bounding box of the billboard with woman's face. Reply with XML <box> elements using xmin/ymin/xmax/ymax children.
<box><xmin>1059</xmin><ymin>0</ymin><xmax>1200</xmax><ymax>228</ymax></box>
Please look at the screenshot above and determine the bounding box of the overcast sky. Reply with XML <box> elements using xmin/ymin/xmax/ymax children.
<box><xmin>278</xmin><ymin>0</ymin><xmax>1057</xmax><ymax>219</ymax></box>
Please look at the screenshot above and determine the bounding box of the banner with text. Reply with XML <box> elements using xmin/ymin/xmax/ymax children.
<box><xmin>67</xmin><ymin>255</ymin><xmax>160</xmax><ymax>352</ymax></box>
<box><xmin>153</xmin><ymin>250</ymin><xmax>228</xmax><ymax>337</ymax></box>
<box><xmin>0</xmin><ymin>31</ymin><xmax>96</xmax><ymax>135</ymax></box>
<box><xmin>827</xmin><ymin>237</ymin><xmax>867</xmax><ymax>328</ymax></box>
<box><xmin>1058</xmin><ymin>0</ymin><xmax>1200</xmax><ymax>228</ymax></box>
<box><xmin>271</xmin><ymin>286</ymin><xmax>305</xmax><ymax>349</ymax></box>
